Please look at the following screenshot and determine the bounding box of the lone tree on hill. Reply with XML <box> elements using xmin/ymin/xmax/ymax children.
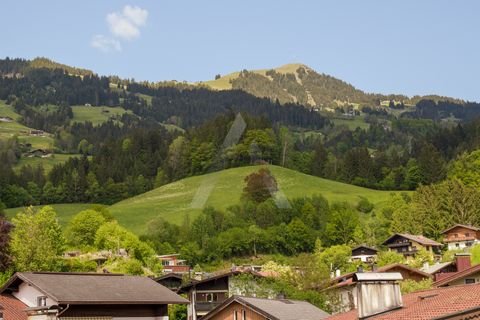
<box><xmin>242</xmin><ymin>168</ymin><xmax>278</xmax><ymax>203</ymax></box>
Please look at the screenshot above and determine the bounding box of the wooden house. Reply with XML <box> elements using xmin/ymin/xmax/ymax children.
<box><xmin>201</xmin><ymin>296</ymin><xmax>330</xmax><ymax>320</ymax></box>
<box><xmin>178</xmin><ymin>270</ymin><xmax>267</xmax><ymax>320</ymax></box>
<box><xmin>382</xmin><ymin>233</ymin><xmax>442</xmax><ymax>258</ymax></box>
<box><xmin>350</xmin><ymin>245</ymin><xmax>378</xmax><ymax>263</ymax></box>
<box><xmin>442</xmin><ymin>224</ymin><xmax>480</xmax><ymax>251</ymax></box>
<box><xmin>0</xmin><ymin>272</ymin><xmax>188</xmax><ymax>319</ymax></box>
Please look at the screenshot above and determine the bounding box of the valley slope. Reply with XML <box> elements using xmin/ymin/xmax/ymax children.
<box><xmin>108</xmin><ymin>165</ymin><xmax>404</xmax><ymax>234</ymax></box>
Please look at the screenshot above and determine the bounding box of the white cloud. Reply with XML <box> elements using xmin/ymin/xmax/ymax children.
<box><xmin>106</xmin><ymin>5</ymin><xmax>148</xmax><ymax>41</ymax></box>
<box><xmin>91</xmin><ymin>5</ymin><xmax>148</xmax><ymax>53</ymax></box>
<box><xmin>90</xmin><ymin>35</ymin><xmax>122</xmax><ymax>52</ymax></box>
<box><xmin>123</xmin><ymin>5</ymin><xmax>148</xmax><ymax>27</ymax></box>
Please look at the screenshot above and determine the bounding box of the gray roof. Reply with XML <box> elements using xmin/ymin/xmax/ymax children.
<box><xmin>203</xmin><ymin>296</ymin><xmax>330</xmax><ymax>320</ymax></box>
<box><xmin>421</xmin><ymin>261</ymin><xmax>454</xmax><ymax>274</ymax></box>
<box><xmin>1</xmin><ymin>272</ymin><xmax>188</xmax><ymax>305</ymax></box>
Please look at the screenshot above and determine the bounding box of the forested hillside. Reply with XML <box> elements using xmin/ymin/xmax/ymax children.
<box><xmin>2</xmin><ymin>57</ymin><xmax>480</xmax><ymax>211</ymax></box>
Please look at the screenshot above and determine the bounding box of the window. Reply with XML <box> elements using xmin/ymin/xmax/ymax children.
<box><xmin>466</xmin><ymin>233</ymin><xmax>470</xmax><ymax>237</ymax></box>
<box><xmin>454</xmin><ymin>233</ymin><xmax>458</xmax><ymax>238</ymax></box>
<box><xmin>242</xmin><ymin>309</ymin><xmax>247</xmax><ymax>320</ymax></box>
<box><xmin>465</xmin><ymin>279</ymin><xmax>476</xmax><ymax>284</ymax></box>
<box><xmin>234</xmin><ymin>310</ymin><xmax>238</xmax><ymax>320</ymax></box>
<box><xmin>456</xmin><ymin>243</ymin><xmax>460</xmax><ymax>248</ymax></box>
<box><xmin>37</xmin><ymin>296</ymin><xmax>47</xmax><ymax>307</ymax></box>
<box><xmin>206</xmin><ymin>293</ymin><xmax>218</xmax><ymax>302</ymax></box>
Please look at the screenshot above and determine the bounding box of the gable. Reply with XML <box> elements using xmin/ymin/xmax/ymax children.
<box><xmin>12</xmin><ymin>282</ymin><xmax>56</xmax><ymax>307</ymax></box>
<box><xmin>352</xmin><ymin>247</ymin><xmax>377</xmax><ymax>256</ymax></box>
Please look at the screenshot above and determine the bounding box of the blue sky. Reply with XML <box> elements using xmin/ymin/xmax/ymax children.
<box><xmin>1</xmin><ymin>1</ymin><xmax>479</xmax><ymax>101</ymax></box>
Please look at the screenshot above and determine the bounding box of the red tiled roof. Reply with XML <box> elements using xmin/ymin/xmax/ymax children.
<box><xmin>327</xmin><ymin>283</ymin><xmax>480</xmax><ymax>320</ymax></box>
<box><xmin>0</xmin><ymin>294</ymin><xmax>28</xmax><ymax>320</ymax></box>
<box><xmin>433</xmin><ymin>263</ymin><xmax>480</xmax><ymax>287</ymax></box>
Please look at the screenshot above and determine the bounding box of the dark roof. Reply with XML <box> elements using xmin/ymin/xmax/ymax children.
<box><xmin>178</xmin><ymin>270</ymin><xmax>264</xmax><ymax>293</ymax></box>
<box><xmin>0</xmin><ymin>272</ymin><xmax>189</xmax><ymax>305</ymax></box>
<box><xmin>351</xmin><ymin>245</ymin><xmax>378</xmax><ymax>252</ymax></box>
<box><xmin>154</xmin><ymin>273</ymin><xmax>185</xmax><ymax>281</ymax></box>
<box><xmin>383</xmin><ymin>234</ymin><xmax>442</xmax><ymax>247</ymax></box>
<box><xmin>434</xmin><ymin>263</ymin><xmax>480</xmax><ymax>287</ymax></box>
<box><xmin>441</xmin><ymin>224</ymin><xmax>480</xmax><ymax>234</ymax></box>
<box><xmin>202</xmin><ymin>296</ymin><xmax>330</xmax><ymax>320</ymax></box>
<box><xmin>327</xmin><ymin>283</ymin><xmax>480</xmax><ymax>320</ymax></box>
<box><xmin>0</xmin><ymin>294</ymin><xmax>28</xmax><ymax>320</ymax></box>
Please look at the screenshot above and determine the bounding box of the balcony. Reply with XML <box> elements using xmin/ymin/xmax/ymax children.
<box><xmin>387</xmin><ymin>241</ymin><xmax>412</xmax><ymax>248</ymax></box>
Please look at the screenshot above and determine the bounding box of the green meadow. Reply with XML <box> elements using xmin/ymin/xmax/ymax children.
<box><xmin>109</xmin><ymin>165</ymin><xmax>404</xmax><ymax>234</ymax></box>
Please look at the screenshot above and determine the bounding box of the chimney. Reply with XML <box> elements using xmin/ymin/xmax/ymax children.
<box><xmin>455</xmin><ymin>253</ymin><xmax>471</xmax><ymax>272</ymax></box>
<box><xmin>354</xmin><ymin>272</ymin><xmax>403</xmax><ymax>319</ymax></box>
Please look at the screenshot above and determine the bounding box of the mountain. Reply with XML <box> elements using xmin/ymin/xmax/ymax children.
<box><xmin>199</xmin><ymin>63</ymin><xmax>463</xmax><ymax>109</ymax></box>
<box><xmin>199</xmin><ymin>63</ymin><xmax>396</xmax><ymax>108</ymax></box>
<box><xmin>0</xmin><ymin>57</ymin><xmax>93</xmax><ymax>78</ymax></box>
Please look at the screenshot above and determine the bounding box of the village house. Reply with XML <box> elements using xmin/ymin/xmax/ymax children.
<box><xmin>178</xmin><ymin>270</ymin><xmax>267</xmax><ymax>320</ymax></box>
<box><xmin>421</xmin><ymin>253</ymin><xmax>472</xmax><ymax>282</ymax></box>
<box><xmin>328</xmin><ymin>281</ymin><xmax>480</xmax><ymax>320</ymax></box>
<box><xmin>327</xmin><ymin>264</ymin><xmax>432</xmax><ymax>313</ymax></box>
<box><xmin>0</xmin><ymin>272</ymin><xmax>188</xmax><ymax>319</ymax></box>
<box><xmin>350</xmin><ymin>245</ymin><xmax>378</xmax><ymax>263</ymax></box>
<box><xmin>382</xmin><ymin>233</ymin><xmax>442</xmax><ymax>258</ymax></box>
<box><xmin>158</xmin><ymin>254</ymin><xmax>191</xmax><ymax>274</ymax></box>
<box><xmin>442</xmin><ymin>224</ymin><xmax>480</xmax><ymax>250</ymax></box>
<box><xmin>155</xmin><ymin>273</ymin><xmax>190</xmax><ymax>292</ymax></box>
<box><xmin>201</xmin><ymin>295</ymin><xmax>330</xmax><ymax>320</ymax></box>
<box><xmin>433</xmin><ymin>254</ymin><xmax>480</xmax><ymax>287</ymax></box>
<box><xmin>0</xmin><ymin>294</ymin><xmax>27</xmax><ymax>320</ymax></box>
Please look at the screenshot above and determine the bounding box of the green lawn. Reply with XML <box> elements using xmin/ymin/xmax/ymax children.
<box><xmin>71</xmin><ymin>106</ymin><xmax>132</xmax><ymax>126</ymax></box>
<box><xmin>14</xmin><ymin>154</ymin><xmax>82</xmax><ymax>172</ymax></box>
<box><xmin>109</xmin><ymin>165</ymin><xmax>406</xmax><ymax>234</ymax></box>
<box><xmin>4</xmin><ymin>203</ymin><xmax>98</xmax><ymax>227</ymax></box>
<box><xmin>331</xmin><ymin>117</ymin><xmax>370</xmax><ymax>130</ymax></box>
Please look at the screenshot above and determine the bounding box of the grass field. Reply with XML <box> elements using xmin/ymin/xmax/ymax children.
<box><xmin>71</xmin><ymin>106</ymin><xmax>132</xmax><ymax>126</ymax></box>
<box><xmin>0</xmin><ymin>101</ymin><xmax>55</xmax><ymax>149</ymax></box>
<box><xmin>331</xmin><ymin>117</ymin><xmax>370</xmax><ymax>130</ymax></box>
<box><xmin>14</xmin><ymin>154</ymin><xmax>83</xmax><ymax>172</ymax></box>
<box><xmin>109</xmin><ymin>165</ymin><xmax>406</xmax><ymax>234</ymax></box>
<box><xmin>4</xmin><ymin>203</ymin><xmax>97</xmax><ymax>226</ymax></box>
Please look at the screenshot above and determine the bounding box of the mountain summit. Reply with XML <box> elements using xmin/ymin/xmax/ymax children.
<box><xmin>201</xmin><ymin>63</ymin><xmax>398</xmax><ymax>108</ymax></box>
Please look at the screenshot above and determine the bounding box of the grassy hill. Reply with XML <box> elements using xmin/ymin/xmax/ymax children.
<box><xmin>71</xmin><ymin>106</ymin><xmax>132</xmax><ymax>126</ymax></box>
<box><xmin>109</xmin><ymin>165</ymin><xmax>406</xmax><ymax>234</ymax></box>
<box><xmin>0</xmin><ymin>101</ymin><xmax>54</xmax><ymax>149</ymax></box>
<box><xmin>4</xmin><ymin>203</ymin><xmax>97</xmax><ymax>226</ymax></box>
<box><xmin>4</xmin><ymin>166</ymin><xmax>408</xmax><ymax>235</ymax></box>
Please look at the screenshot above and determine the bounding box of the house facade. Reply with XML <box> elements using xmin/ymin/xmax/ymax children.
<box><xmin>350</xmin><ymin>245</ymin><xmax>378</xmax><ymax>263</ymax></box>
<box><xmin>158</xmin><ymin>254</ymin><xmax>191</xmax><ymax>274</ymax></box>
<box><xmin>442</xmin><ymin>224</ymin><xmax>480</xmax><ymax>251</ymax></box>
<box><xmin>328</xmin><ymin>264</ymin><xmax>432</xmax><ymax>313</ymax></box>
<box><xmin>178</xmin><ymin>271</ymin><xmax>268</xmax><ymax>320</ymax></box>
<box><xmin>0</xmin><ymin>272</ymin><xmax>188</xmax><ymax>320</ymax></box>
<box><xmin>201</xmin><ymin>296</ymin><xmax>330</xmax><ymax>320</ymax></box>
<box><xmin>382</xmin><ymin>233</ymin><xmax>442</xmax><ymax>258</ymax></box>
